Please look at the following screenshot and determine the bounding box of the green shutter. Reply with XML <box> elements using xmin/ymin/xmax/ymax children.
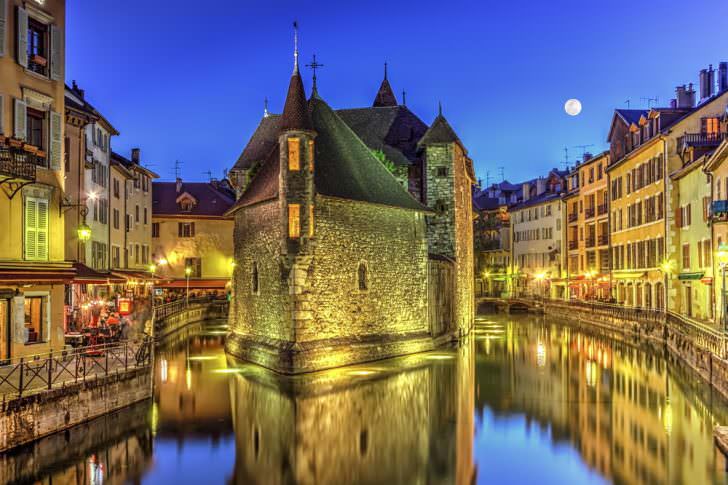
<box><xmin>36</xmin><ymin>199</ymin><xmax>48</xmax><ymax>260</ymax></box>
<box><xmin>50</xmin><ymin>24</ymin><xmax>61</xmax><ymax>81</ymax></box>
<box><xmin>0</xmin><ymin>0</ymin><xmax>7</xmax><ymax>57</ymax></box>
<box><xmin>13</xmin><ymin>98</ymin><xmax>26</xmax><ymax>140</ymax></box>
<box><xmin>16</xmin><ymin>6</ymin><xmax>26</xmax><ymax>68</ymax></box>
<box><xmin>49</xmin><ymin>111</ymin><xmax>62</xmax><ymax>170</ymax></box>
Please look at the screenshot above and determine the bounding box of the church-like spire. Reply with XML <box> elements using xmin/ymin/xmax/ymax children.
<box><xmin>280</xmin><ymin>22</ymin><xmax>313</xmax><ymax>131</ymax></box>
<box><xmin>373</xmin><ymin>62</ymin><xmax>398</xmax><ymax>107</ymax></box>
<box><xmin>263</xmin><ymin>97</ymin><xmax>269</xmax><ymax>118</ymax></box>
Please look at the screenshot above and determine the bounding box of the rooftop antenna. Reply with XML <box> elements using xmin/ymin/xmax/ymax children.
<box><xmin>641</xmin><ymin>96</ymin><xmax>659</xmax><ymax>108</ymax></box>
<box><xmin>484</xmin><ymin>170</ymin><xmax>491</xmax><ymax>188</ymax></box>
<box><xmin>573</xmin><ymin>144</ymin><xmax>594</xmax><ymax>159</ymax></box>
<box><xmin>305</xmin><ymin>54</ymin><xmax>324</xmax><ymax>93</ymax></box>
<box><xmin>293</xmin><ymin>21</ymin><xmax>299</xmax><ymax>74</ymax></box>
<box><xmin>202</xmin><ymin>170</ymin><xmax>214</xmax><ymax>182</ymax></box>
<box><xmin>263</xmin><ymin>97</ymin><xmax>269</xmax><ymax>118</ymax></box>
<box><xmin>402</xmin><ymin>89</ymin><xmax>406</xmax><ymax>106</ymax></box>
<box><xmin>173</xmin><ymin>160</ymin><xmax>183</xmax><ymax>179</ymax></box>
<box><xmin>624</xmin><ymin>99</ymin><xmax>631</xmax><ymax>109</ymax></box>
<box><xmin>498</xmin><ymin>166</ymin><xmax>505</xmax><ymax>182</ymax></box>
<box><xmin>563</xmin><ymin>147</ymin><xmax>569</xmax><ymax>167</ymax></box>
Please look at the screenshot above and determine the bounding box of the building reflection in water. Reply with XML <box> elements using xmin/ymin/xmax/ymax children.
<box><xmin>474</xmin><ymin>315</ymin><xmax>728</xmax><ymax>485</ymax></box>
<box><xmin>226</xmin><ymin>341</ymin><xmax>476</xmax><ymax>485</ymax></box>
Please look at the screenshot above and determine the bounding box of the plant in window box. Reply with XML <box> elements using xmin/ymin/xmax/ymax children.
<box><xmin>8</xmin><ymin>138</ymin><xmax>23</xmax><ymax>148</ymax></box>
<box><xmin>23</xmin><ymin>144</ymin><xmax>39</xmax><ymax>154</ymax></box>
<box><xmin>35</xmin><ymin>149</ymin><xmax>47</xmax><ymax>158</ymax></box>
<box><xmin>31</xmin><ymin>55</ymin><xmax>48</xmax><ymax>67</ymax></box>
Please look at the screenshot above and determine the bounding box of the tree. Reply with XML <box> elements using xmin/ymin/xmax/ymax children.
<box><xmin>371</xmin><ymin>149</ymin><xmax>397</xmax><ymax>175</ymax></box>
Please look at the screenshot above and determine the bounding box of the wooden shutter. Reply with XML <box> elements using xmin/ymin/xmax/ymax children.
<box><xmin>50</xmin><ymin>24</ymin><xmax>61</xmax><ymax>80</ymax></box>
<box><xmin>190</xmin><ymin>222</ymin><xmax>195</xmax><ymax>236</ymax></box>
<box><xmin>49</xmin><ymin>110</ymin><xmax>62</xmax><ymax>170</ymax></box>
<box><xmin>675</xmin><ymin>207</ymin><xmax>682</xmax><ymax>228</ymax></box>
<box><xmin>36</xmin><ymin>199</ymin><xmax>48</xmax><ymax>260</ymax></box>
<box><xmin>13</xmin><ymin>98</ymin><xmax>26</xmax><ymax>140</ymax></box>
<box><xmin>25</xmin><ymin>198</ymin><xmax>37</xmax><ymax>260</ymax></box>
<box><xmin>16</xmin><ymin>6</ymin><xmax>27</xmax><ymax>68</ymax></box>
<box><xmin>0</xmin><ymin>0</ymin><xmax>6</xmax><ymax>57</ymax></box>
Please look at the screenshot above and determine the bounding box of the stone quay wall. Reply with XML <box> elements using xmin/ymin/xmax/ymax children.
<box><xmin>155</xmin><ymin>300</ymin><xmax>229</xmax><ymax>339</ymax></box>
<box><xmin>0</xmin><ymin>367</ymin><xmax>152</xmax><ymax>453</ymax></box>
<box><xmin>544</xmin><ymin>300</ymin><xmax>728</xmax><ymax>401</ymax></box>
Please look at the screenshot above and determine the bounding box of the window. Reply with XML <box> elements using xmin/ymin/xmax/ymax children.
<box><xmin>185</xmin><ymin>258</ymin><xmax>202</xmax><ymax>278</ymax></box>
<box><xmin>152</xmin><ymin>222</ymin><xmax>160</xmax><ymax>238</ymax></box>
<box><xmin>252</xmin><ymin>261</ymin><xmax>259</xmax><ymax>294</ymax></box>
<box><xmin>135</xmin><ymin>205</ymin><xmax>139</xmax><ymax>223</ymax></box>
<box><xmin>112</xmin><ymin>246</ymin><xmax>120</xmax><ymax>268</ymax></box>
<box><xmin>24</xmin><ymin>197</ymin><xmax>49</xmax><ymax>261</ymax></box>
<box><xmin>309</xmin><ymin>205</ymin><xmax>315</xmax><ymax>237</ymax></box>
<box><xmin>288</xmin><ymin>138</ymin><xmax>300</xmax><ymax>171</ymax></box>
<box><xmin>178</xmin><ymin>222</ymin><xmax>195</xmax><ymax>238</ymax></box>
<box><xmin>703</xmin><ymin>117</ymin><xmax>720</xmax><ymax>137</ymax></box>
<box><xmin>98</xmin><ymin>199</ymin><xmax>108</xmax><ymax>224</ymax></box>
<box><xmin>142</xmin><ymin>245</ymin><xmax>149</xmax><ymax>264</ymax></box>
<box><xmin>64</xmin><ymin>136</ymin><xmax>70</xmax><ymax>172</ymax></box>
<box><xmin>437</xmin><ymin>167</ymin><xmax>448</xmax><ymax>177</ymax></box>
<box><xmin>308</xmin><ymin>140</ymin><xmax>315</xmax><ymax>173</ymax></box>
<box><xmin>91</xmin><ymin>241</ymin><xmax>107</xmax><ymax>269</ymax></box>
<box><xmin>113</xmin><ymin>208</ymin><xmax>120</xmax><ymax>230</ymax></box>
<box><xmin>134</xmin><ymin>244</ymin><xmax>140</xmax><ymax>264</ymax></box>
<box><xmin>144</xmin><ymin>207</ymin><xmax>148</xmax><ymax>225</ymax></box>
<box><xmin>288</xmin><ymin>204</ymin><xmax>300</xmax><ymax>238</ymax></box>
<box><xmin>113</xmin><ymin>178</ymin><xmax>120</xmax><ymax>198</ymax></box>
<box><xmin>125</xmin><ymin>214</ymin><xmax>131</xmax><ymax>232</ymax></box>
<box><xmin>27</xmin><ymin>18</ymin><xmax>48</xmax><ymax>76</ymax></box>
<box><xmin>682</xmin><ymin>243</ymin><xmax>690</xmax><ymax>269</ymax></box>
<box><xmin>24</xmin><ymin>295</ymin><xmax>47</xmax><ymax>344</ymax></box>
<box><xmin>27</xmin><ymin>107</ymin><xmax>44</xmax><ymax>150</ymax></box>
<box><xmin>357</xmin><ymin>262</ymin><xmax>368</xmax><ymax>291</ymax></box>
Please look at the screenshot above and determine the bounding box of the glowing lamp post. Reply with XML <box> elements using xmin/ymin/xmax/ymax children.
<box><xmin>717</xmin><ymin>246</ymin><xmax>728</xmax><ymax>329</ymax></box>
<box><xmin>77</xmin><ymin>221</ymin><xmax>91</xmax><ymax>242</ymax></box>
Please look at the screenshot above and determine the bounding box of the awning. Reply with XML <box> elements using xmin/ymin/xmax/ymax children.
<box><xmin>0</xmin><ymin>262</ymin><xmax>75</xmax><ymax>284</ymax></box>
<box><xmin>156</xmin><ymin>279</ymin><xmax>230</xmax><ymax>289</ymax></box>
<box><xmin>111</xmin><ymin>269</ymin><xmax>156</xmax><ymax>282</ymax></box>
<box><xmin>73</xmin><ymin>263</ymin><xmax>126</xmax><ymax>284</ymax></box>
<box><xmin>612</xmin><ymin>271</ymin><xmax>647</xmax><ymax>280</ymax></box>
<box><xmin>678</xmin><ymin>272</ymin><xmax>704</xmax><ymax>281</ymax></box>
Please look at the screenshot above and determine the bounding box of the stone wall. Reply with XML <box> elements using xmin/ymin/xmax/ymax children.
<box><xmin>0</xmin><ymin>367</ymin><xmax>152</xmax><ymax>452</ymax></box>
<box><xmin>424</xmin><ymin>144</ymin><xmax>456</xmax><ymax>257</ymax></box>
<box><xmin>155</xmin><ymin>300</ymin><xmax>229</xmax><ymax>339</ymax></box>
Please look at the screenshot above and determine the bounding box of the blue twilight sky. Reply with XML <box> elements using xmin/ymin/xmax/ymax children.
<box><xmin>67</xmin><ymin>0</ymin><xmax>728</xmax><ymax>184</ymax></box>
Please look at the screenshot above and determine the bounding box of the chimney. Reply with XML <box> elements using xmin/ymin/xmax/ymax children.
<box><xmin>71</xmin><ymin>80</ymin><xmax>85</xmax><ymax>100</ymax></box>
<box><xmin>675</xmin><ymin>84</ymin><xmax>695</xmax><ymax>109</ymax></box>
<box><xmin>522</xmin><ymin>183</ymin><xmax>530</xmax><ymax>202</ymax></box>
<box><xmin>131</xmin><ymin>148</ymin><xmax>140</xmax><ymax>164</ymax></box>
<box><xmin>719</xmin><ymin>62</ymin><xmax>728</xmax><ymax>93</ymax></box>
<box><xmin>699</xmin><ymin>66</ymin><xmax>715</xmax><ymax>100</ymax></box>
<box><xmin>670</xmin><ymin>98</ymin><xmax>677</xmax><ymax>108</ymax></box>
<box><xmin>176</xmin><ymin>177</ymin><xmax>182</xmax><ymax>194</ymax></box>
<box><xmin>536</xmin><ymin>177</ymin><xmax>546</xmax><ymax>195</ymax></box>
<box><xmin>583</xmin><ymin>152</ymin><xmax>593</xmax><ymax>162</ymax></box>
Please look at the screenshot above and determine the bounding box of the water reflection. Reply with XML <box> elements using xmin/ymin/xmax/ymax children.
<box><xmin>5</xmin><ymin>316</ymin><xmax>728</xmax><ymax>484</ymax></box>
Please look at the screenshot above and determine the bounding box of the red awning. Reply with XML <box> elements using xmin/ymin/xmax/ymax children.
<box><xmin>156</xmin><ymin>279</ymin><xmax>229</xmax><ymax>289</ymax></box>
<box><xmin>111</xmin><ymin>269</ymin><xmax>156</xmax><ymax>282</ymax></box>
<box><xmin>0</xmin><ymin>263</ymin><xmax>76</xmax><ymax>284</ymax></box>
<box><xmin>73</xmin><ymin>263</ymin><xmax>126</xmax><ymax>284</ymax></box>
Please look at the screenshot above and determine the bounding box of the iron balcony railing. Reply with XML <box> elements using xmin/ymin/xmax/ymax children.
<box><xmin>585</xmin><ymin>237</ymin><xmax>596</xmax><ymax>248</ymax></box>
<box><xmin>568</xmin><ymin>240</ymin><xmax>578</xmax><ymax>250</ymax></box>
<box><xmin>585</xmin><ymin>207</ymin><xmax>595</xmax><ymax>219</ymax></box>
<box><xmin>598</xmin><ymin>234</ymin><xmax>608</xmax><ymax>246</ymax></box>
<box><xmin>568</xmin><ymin>213</ymin><xmax>578</xmax><ymax>223</ymax></box>
<box><xmin>597</xmin><ymin>203</ymin><xmax>608</xmax><ymax>216</ymax></box>
<box><xmin>678</xmin><ymin>132</ymin><xmax>728</xmax><ymax>148</ymax></box>
<box><xmin>0</xmin><ymin>337</ymin><xmax>152</xmax><ymax>399</ymax></box>
<box><xmin>0</xmin><ymin>146</ymin><xmax>38</xmax><ymax>181</ymax></box>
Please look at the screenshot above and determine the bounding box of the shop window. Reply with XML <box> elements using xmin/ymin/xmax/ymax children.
<box><xmin>24</xmin><ymin>295</ymin><xmax>47</xmax><ymax>344</ymax></box>
<box><xmin>288</xmin><ymin>204</ymin><xmax>301</xmax><ymax>238</ymax></box>
<box><xmin>288</xmin><ymin>138</ymin><xmax>300</xmax><ymax>171</ymax></box>
<box><xmin>358</xmin><ymin>262</ymin><xmax>368</xmax><ymax>291</ymax></box>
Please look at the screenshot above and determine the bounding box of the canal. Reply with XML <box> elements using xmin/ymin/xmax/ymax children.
<box><xmin>3</xmin><ymin>314</ymin><xmax>728</xmax><ymax>484</ymax></box>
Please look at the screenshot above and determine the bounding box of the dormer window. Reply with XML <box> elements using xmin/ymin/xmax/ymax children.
<box><xmin>288</xmin><ymin>138</ymin><xmax>301</xmax><ymax>171</ymax></box>
<box><xmin>180</xmin><ymin>200</ymin><xmax>194</xmax><ymax>212</ymax></box>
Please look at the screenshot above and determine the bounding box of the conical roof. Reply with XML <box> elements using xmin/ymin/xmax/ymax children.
<box><xmin>373</xmin><ymin>78</ymin><xmax>398</xmax><ymax>107</ymax></box>
<box><xmin>418</xmin><ymin>114</ymin><xmax>461</xmax><ymax>146</ymax></box>
<box><xmin>280</xmin><ymin>72</ymin><xmax>313</xmax><ymax>132</ymax></box>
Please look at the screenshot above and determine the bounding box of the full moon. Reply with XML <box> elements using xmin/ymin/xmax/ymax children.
<box><xmin>565</xmin><ymin>98</ymin><xmax>582</xmax><ymax>116</ymax></box>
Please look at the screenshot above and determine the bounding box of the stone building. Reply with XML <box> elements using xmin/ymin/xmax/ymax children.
<box><xmin>0</xmin><ymin>0</ymin><xmax>70</xmax><ymax>360</ymax></box>
<box><xmin>226</xmin><ymin>40</ymin><xmax>474</xmax><ymax>373</ymax></box>
<box><xmin>151</xmin><ymin>178</ymin><xmax>235</xmax><ymax>291</ymax></box>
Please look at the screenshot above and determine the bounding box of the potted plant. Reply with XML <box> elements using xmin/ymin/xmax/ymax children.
<box><xmin>36</xmin><ymin>149</ymin><xmax>47</xmax><ymax>158</ymax></box>
<box><xmin>23</xmin><ymin>144</ymin><xmax>38</xmax><ymax>154</ymax></box>
<box><xmin>31</xmin><ymin>55</ymin><xmax>47</xmax><ymax>67</ymax></box>
<box><xmin>8</xmin><ymin>138</ymin><xmax>23</xmax><ymax>148</ymax></box>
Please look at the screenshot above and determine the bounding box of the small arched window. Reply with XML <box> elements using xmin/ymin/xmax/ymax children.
<box><xmin>252</xmin><ymin>261</ymin><xmax>259</xmax><ymax>294</ymax></box>
<box><xmin>357</xmin><ymin>262</ymin><xmax>368</xmax><ymax>291</ymax></box>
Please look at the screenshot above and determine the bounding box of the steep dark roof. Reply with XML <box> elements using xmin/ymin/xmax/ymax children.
<box><xmin>373</xmin><ymin>78</ymin><xmax>398</xmax><ymax>107</ymax></box>
<box><xmin>310</xmin><ymin>94</ymin><xmax>429</xmax><ymax>211</ymax></box>
<box><xmin>418</xmin><ymin>114</ymin><xmax>462</xmax><ymax>147</ymax></box>
<box><xmin>232</xmin><ymin>115</ymin><xmax>281</xmax><ymax>171</ymax></box>
<box><xmin>615</xmin><ymin>109</ymin><xmax>647</xmax><ymax>125</ymax></box>
<box><xmin>473</xmin><ymin>193</ymin><xmax>500</xmax><ymax>211</ymax></box>
<box><xmin>279</xmin><ymin>72</ymin><xmax>313</xmax><ymax>132</ymax></box>
<box><xmin>153</xmin><ymin>181</ymin><xmax>235</xmax><ymax>217</ymax></box>
<box><xmin>110</xmin><ymin>151</ymin><xmax>159</xmax><ymax>178</ymax></box>
<box><xmin>227</xmin><ymin>146</ymin><xmax>280</xmax><ymax>212</ymax></box>
<box><xmin>337</xmin><ymin>106</ymin><xmax>428</xmax><ymax>166</ymax></box>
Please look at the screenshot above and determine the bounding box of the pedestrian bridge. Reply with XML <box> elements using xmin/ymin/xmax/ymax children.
<box><xmin>476</xmin><ymin>296</ymin><xmax>544</xmax><ymax>315</ymax></box>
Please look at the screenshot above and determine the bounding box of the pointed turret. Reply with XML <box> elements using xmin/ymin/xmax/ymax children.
<box><xmin>280</xmin><ymin>22</ymin><xmax>313</xmax><ymax>132</ymax></box>
<box><xmin>373</xmin><ymin>62</ymin><xmax>398</xmax><ymax>107</ymax></box>
<box><xmin>418</xmin><ymin>104</ymin><xmax>462</xmax><ymax>146</ymax></box>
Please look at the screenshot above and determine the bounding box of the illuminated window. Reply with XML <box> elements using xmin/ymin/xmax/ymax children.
<box><xmin>24</xmin><ymin>295</ymin><xmax>47</xmax><ymax>344</ymax></box>
<box><xmin>308</xmin><ymin>140</ymin><xmax>315</xmax><ymax>172</ymax></box>
<box><xmin>703</xmin><ymin>117</ymin><xmax>720</xmax><ymax>137</ymax></box>
<box><xmin>288</xmin><ymin>204</ymin><xmax>301</xmax><ymax>238</ymax></box>
<box><xmin>358</xmin><ymin>262</ymin><xmax>368</xmax><ymax>291</ymax></box>
<box><xmin>309</xmin><ymin>205</ymin><xmax>315</xmax><ymax>237</ymax></box>
<box><xmin>288</xmin><ymin>138</ymin><xmax>300</xmax><ymax>171</ymax></box>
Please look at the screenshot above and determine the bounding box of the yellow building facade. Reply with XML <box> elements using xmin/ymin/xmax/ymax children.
<box><xmin>564</xmin><ymin>152</ymin><xmax>610</xmax><ymax>300</ymax></box>
<box><xmin>0</xmin><ymin>0</ymin><xmax>70</xmax><ymax>360</ymax></box>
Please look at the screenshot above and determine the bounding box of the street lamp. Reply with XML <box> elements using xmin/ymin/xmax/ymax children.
<box><xmin>717</xmin><ymin>246</ymin><xmax>728</xmax><ymax>329</ymax></box>
<box><xmin>185</xmin><ymin>266</ymin><xmax>192</xmax><ymax>305</ymax></box>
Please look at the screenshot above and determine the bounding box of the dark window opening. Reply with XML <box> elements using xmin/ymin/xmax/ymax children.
<box><xmin>358</xmin><ymin>262</ymin><xmax>368</xmax><ymax>291</ymax></box>
<box><xmin>359</xmin><ymin>430</ymin><xmax>368</xmax><ymax>456</ymax></box>
<box><xmin>252</xmin><ymin>261</ymin><xmax>259</xmax><ymax>294</ymax></box>
<box><xmin>436</xmin><ymin>167</ymin><xmax>448</xmax><ymax>177</ymax></box>
<box><xmin>27</xmin><ymin>107</ymin><xmax>45</xmax><ymax>151</ymax></box>
<box><xmin>27</xmin><ymin>18</ymin><xmax>48</xmax><ymax>76</ymax></box>
<box><xmin>152</xmin><ymin>222</ymin><xmax>160</xmax><ymax>238</ymax></box>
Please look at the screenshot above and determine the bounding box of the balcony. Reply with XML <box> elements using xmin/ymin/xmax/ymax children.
<box><xmin>678</xmin><ymin>132</ymin><xmax>728</xmax><ymax>149</ymax></box>
<box><xmin>713</xmin><ymin>200</ymin><xmax>728</xmax><ymax>222</ymax></box>
<box><xmin>568</xmin><ymin>240</ymin><xmax>578</xmax><ymax>250</ymax></box>
<box><xmin>598</xmin><ymin>234</ymin><xmax>608</xmax><ymax>246</ymax></box>
<box><xmin>568</xmin><ymin>213</ymin><xmax>578</xmax><ymax>223</ymax></box>
<box><xmin>585</xmin><ymin>237</ymin><xmax>596</xmax><ymax>248</ymax></box>
<box><xmin>597</xmin><ymin>203</ymin><xmax>607</xmax><ymax>216</ymax></box>
<box><xmin>0</xmin><ymin>145</ymin><xmax>39</xmax><ymax>199</ymax></box>
<box><xmin>585</xmin><ymin>207</ymin><xmax>595</xmax><ymax>219</ymax></box>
